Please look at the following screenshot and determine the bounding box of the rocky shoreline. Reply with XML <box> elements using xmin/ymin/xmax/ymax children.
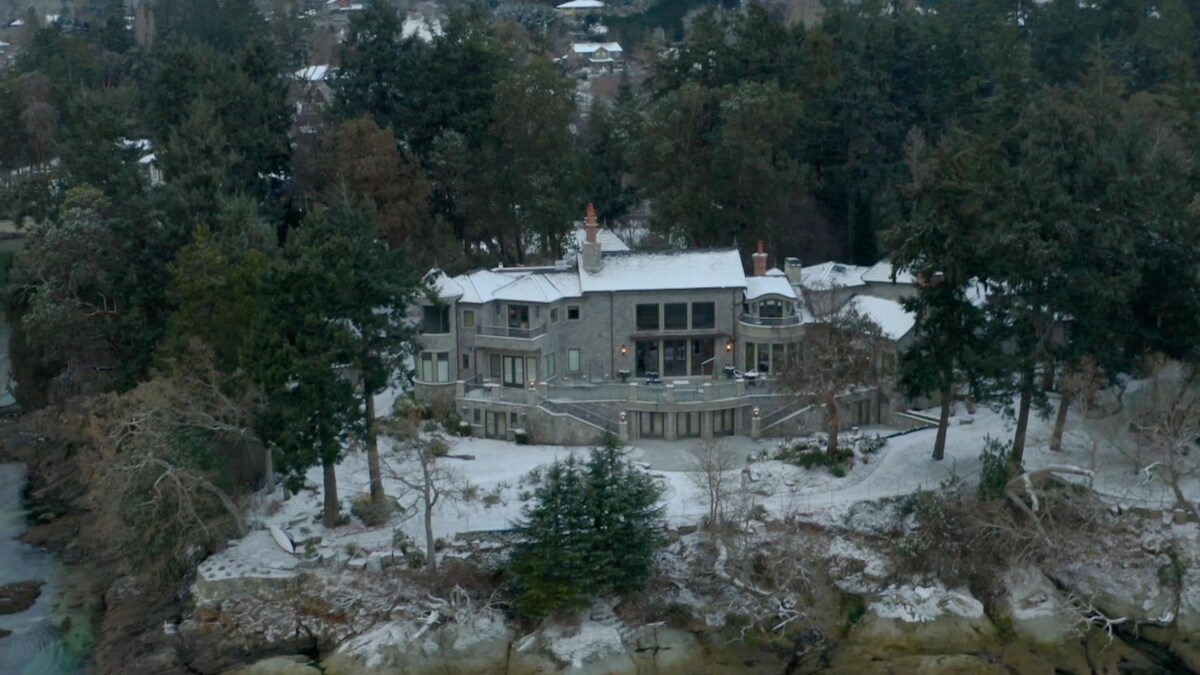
<box><xmin>4</xmin><ymin>412</ymin><xmax>1199</xmax><ymax>675</ymax></box>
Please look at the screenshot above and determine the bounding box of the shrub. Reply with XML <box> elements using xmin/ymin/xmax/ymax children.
<box><xmin>514</xmin><ymin>429</ymin><xmax>531</xmax><ymax>445</ymax></box>
<box><xmin>831</xmin><ymin>464</ymin><xmax>847</xmax><ymax>478</ymax></box>
<box><xmin>861</xmin><ymin>434</ymin><xmax>887</xmax><ymax>454</ymax></box>
<box><xmin>350</xmin><ymin>493</ymin><xmax>394</xmax><ymax>527</ymax></box>
<box><xmin>775</xmin><ymin>443</ymin><xmax>854</xmax><ymax>475</ymax></box>
<box><xmin>978</xmin><ymin>436</ymin><xmax>1016</xmax><ymax>501</ymax></box>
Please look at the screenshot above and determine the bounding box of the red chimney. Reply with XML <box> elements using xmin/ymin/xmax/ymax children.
<box><xmin>752</xmin><ymin>240</ymin><xmax>768</xmax><ymax>276</ymax></box>
<box><xmin>585</xmin><ymin>203</ymin><xmax>598</xmax><ymax>243</ymax></box>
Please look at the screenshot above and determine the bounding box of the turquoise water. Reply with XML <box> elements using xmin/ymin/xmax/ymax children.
<box><xmin>0</xmin><ymin>463</ymin><xmax>92</xmax><ymax>674</ymax></box>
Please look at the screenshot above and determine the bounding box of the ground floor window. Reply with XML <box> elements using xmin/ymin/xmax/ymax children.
<box><xmin>419</xmin><ymin>352</ymin><xmax>450</xmax><ymax>382</ymax></box>
<box><xmin>713</xmin><ymin>408</ymin><xmax>736</xmax><ymax>436</ymax></box>
<box><xmin>568</xmin><ymin>348</ymin><xmax>582</xmax><ymax>373</ymax></box>
<box><xmin>677</xmin><ymin>412</ymin><xmax>702</xmax><ymax>438</ymax></box>
<box><xmin>639</xmin><ymin>412</ymin><xmax>665</xmax><ymax>438</ymax></box>
<box><xmin>743</xmin><ymin>342</ymin><xmax>797</xmax><ymax>374</ymax></box>
<box><xmin>544</xmin><ymin>353</ymin><xmax>556</xmax><ymax>380</ymax></box>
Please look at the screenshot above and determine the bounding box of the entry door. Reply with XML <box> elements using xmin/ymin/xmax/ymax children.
<box><xmin>502</xmin><ymin>355</ymin><xmax>526</xmax><ymax>388</ymax></box>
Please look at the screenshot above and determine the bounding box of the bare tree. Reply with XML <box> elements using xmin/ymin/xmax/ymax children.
<box><xmin>1130</xmin><ymin>362</ymin><xmax>1200</xmax><ymax>521</ymax></box>
<box><xmin>381</xmin><ymin>427</ymin><xmax>483</xmax><ymax>573</ymax></box>
<box><xmin>778</xmin><ymin>301</ymin><xmax>885</xmax><ymax>457</ymax></box>
<box><xmin>687</xmin><ymin>440</ymin><xmax>737</xmax><ymax>529</ymax></box>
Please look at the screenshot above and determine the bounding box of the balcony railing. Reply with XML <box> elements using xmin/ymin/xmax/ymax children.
<box><xmin>477</xmin><ymin>323</ymin><xmax>547</xmax><ymax>339</ymax></box>
<box><xmin>739</xmin><ymin>313</ymin><xmax>802</xmax><ymax>327</ymax></box>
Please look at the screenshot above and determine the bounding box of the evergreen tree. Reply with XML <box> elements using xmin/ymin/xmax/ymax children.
<box><xmin>510</xmin><ymin>438</ymin><xmax>664</xmax><ymax>617</ymax></box>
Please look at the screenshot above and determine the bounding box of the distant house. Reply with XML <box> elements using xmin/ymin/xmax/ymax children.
<box><xmin>556</xmin><ymin>0</ymin><xmax>605</xmax><ymax>18</ymax></box>
<box><xmin>568</xmin><ymin>42</ymin><xmax>623</xmax><ymax>73</ymax></box>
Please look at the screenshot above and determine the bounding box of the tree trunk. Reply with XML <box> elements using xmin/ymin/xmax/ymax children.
<box><xmin>263</xmin><ymin>443</ymin><xmax>275</xmax><ymax>495</ymax></box>
<box><xmin>1041</xmin><ymin>361</ymin><xmax>1055</xmax><ymax>392</ymax></box>
<box><xmin>825</xmin><ymin>398</ymin><xmax>840</xmax><ymax>457</ymax></box>
<box><xmin>1049</xmin><ymin>385</ymin><xmax>1073</xmax><ymax>452</ymax></box>
<box><xmin>1011</xmin><ymin>370</ymin><xmax>1034</xmax><ymax>466</ymax></box>
<box><xmin>322</xmin><ymin>460</ymin><xmax>340</xmax><ymax>528</ymax></box>
<box><xmin>933</xmin><ymin>380</ymin><xmax>952</xmax><ymax>461</ymax></box>
<box><xmin>365</xmin><ymin>384</ymin><xmax>384</xmax><ymax>503</ymax></box>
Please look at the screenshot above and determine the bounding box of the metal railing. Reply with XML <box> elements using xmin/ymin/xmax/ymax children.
<box><xmin>477</xmin><ymin>323</ymin><xmax>547</xmax><ymax>339</ymax></box>
<box><xmin>739</xmin><ymin>313</ymin><xmax>802</xmax><ymax>327</ymax></box>
<box><xmin>539</xmin><ymin>400</ymin><xmax>618</xmax><ymax>433</ymax></box>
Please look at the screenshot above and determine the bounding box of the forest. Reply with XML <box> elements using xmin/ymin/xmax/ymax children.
<box><xmin>1</xmin><ymin>0</ymin><xmax>1199</xmax><ymax>581</ymax></box>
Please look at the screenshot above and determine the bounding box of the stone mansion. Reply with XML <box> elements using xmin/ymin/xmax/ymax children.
<box><xmin>413</xmin><ymin>206</ymin><xmax>922</xmax><ymax>445</ymax></box>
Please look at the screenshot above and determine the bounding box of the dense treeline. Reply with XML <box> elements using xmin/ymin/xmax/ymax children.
<box><xmin>0</xmin><ymin>0</ymin><xmax>1199</xmax><ymax>578</ymax></box>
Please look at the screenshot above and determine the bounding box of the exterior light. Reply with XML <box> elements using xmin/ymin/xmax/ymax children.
<box><xmin>725</xmin><ymin>340</ymin><xmax>734</xmax><ymax>353</ymax></box>
<box><xmin>620</xmin><ymin>344</ymin><xmax>628</xmax><ymax>356</ymax></box>
<box><xmin>619</xmin><ymin>411</ymin><xmax>627</xmax><ymax>423</ymax></box>
<box><xmin>752</xmin><ymin>406</ymin><xmax>761</xmax><ymax>419</ymax></box>
<box><xmin>528</xmin><ymin>379</ymin><xmax>537</xmax><ymax>389</ymax></box>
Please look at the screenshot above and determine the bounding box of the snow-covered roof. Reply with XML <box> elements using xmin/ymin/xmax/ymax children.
<box><xmin>424</xmin><ymin>269</ymin><xmax>463</xmax><ymax>301</ymax></box>
<box><xmin>138</xmin><ymin>152</ymin><xmax>157</xmax><ymax>165</ymax></box>
<box><xmin>571</xmin><ymin>42</ymin><xmax>623</xmax><ymax>55</ymax></box>
<box><xmin>294</xmin><ymin>65</ymin><xmax>330</xmax><ymax>82</ymax></box>
<box><xmin>402</xmin><ymin>15</ymin><xmax>440</xmax><ymax>42</ymax></box>
<box><xmin>800</xmin><ymin>261</ymin><xmax>870</xmax><ymax>290</ymax></box>
<box><xmin>842</xmin><ymin>295</ymin><xmax>915</xmax><ymax>341</ymax></box>
<box><xmin>0</xmin><ymin>41</ymin><xmax>10</xmax><ymax>48</ymax></box>
<box><xmin>861</xmin><ymin>260</ymin><xmax>916</xmax><ymax>285</ymax></box>
<box><xmin>119</xmin><ymin>138</ymin><xmax>153</xmax><ymax>153</ymax></box>
<box><xmin>5</xmin><ymin>19</ymin><xmax>23</xmax><ymax>27</ymax></box>
<box><xmin>492</xmin><ymin>272</ymin><xmax>581</xmax><ymax>303</ymax></box>
<box><xmin>745</xmin><ymin>275</ymin><xmax>797</xmax><ymax>301</ymax></box>
<box><xmin>557</xmin><ymin>0</ymin><xmax>605</xmax><ymax>9</ymax></box>
<box><xmin>453</xmin><ymin>269</ymin><xmax>515</xmax><ymax>305</ymax></box>
<box><xmin>579</xmin><ymin>249</ymin><xmax>746</xmax><ymax>293</ymax></box>
<box><xmin>570</xmin><ymin>226</ymin><xmax>629</xmax><ymax>252</ymax></box>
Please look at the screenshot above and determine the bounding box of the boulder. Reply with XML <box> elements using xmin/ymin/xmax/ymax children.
<box><xmin>223</xmin><ymin>655</ymin><xmax>322</xmax><ymax>675</ymax></box>
<box><xmin>0</xmin><ymin>580</ymin><xmax>43</xmax><ymax>615</ymax></box>
<box><xmin>996</xmin><ymin>566</ymin><xmax>1079</xmax><ymax>644</ymax></box>
<box><xmin>844</xmin><ymin>583</ymin><xmax>997</xmax><ymax>656</ymax></box>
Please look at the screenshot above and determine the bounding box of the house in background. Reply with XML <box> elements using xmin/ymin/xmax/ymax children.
<box><xmin>412</xmin><ymin>206</ymin><xmax>923</xmax><ymax>445</ymax></box>
<box><xmin>567</xmin><ymin>42</ymin><xmax>624</xmax><ymax>74</ymax></box>
<box><xmin>556</xmin><ymin>0</ymin><xmax>605</xmax><ymax>19</ymax></box>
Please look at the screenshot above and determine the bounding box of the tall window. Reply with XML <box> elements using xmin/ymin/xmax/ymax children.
<box><xmin>462</xmin><ymin>310</ymin><xmax>476</xmax><ymax>328</ymax></box>
<box><xmin>636</xmin><ymin>304</ymin><xmax>659</xmax><ymax>330</ymax></box>
<box><xmin>692</xmin><ymin>302</ymin><xmax>715</xmax><ymax>329</ymax></box>
<box><xmin>507</xmin><ymin>304</ymin><xmax>530</xmax><ymax>329</ymax></box>
<box><xmin>490</xmin><ymin>353</ymin><xmax>502</xmax><ymax>378</ymax></box>
<box><xmin>550</xmin><ymin>308</ymin><xmax>559</xmax><ymax>323</ymax></box>
<box><xmin>419</xmin><ymin>352</ymin><xmax>450</xmax><ymax>382</ymax></box>
<box><xmin>544</xmin><ymin>353</ymin><xmax>556</xmax><ymax>379</ymax></box>
<box><xmin>664</xmin><ymin>303</ymin><xmax>688</xmax><ymax>330</ymax></box>
<box><xmin>568</xmin><ymin>348</ymin><xmax>582</xmax><ymax>372</ymax></box>
<box><xmin>421</xmin><ymin>305</ymin><xmax>450</xmax><ymax>333</ymax></box>
<box><xmin>690</xmin><ymin>339</ymin><xmax>715</xmax><ymax>376</ymax></box>
<box><xmin>662</xmin><ymin>339</ymin><xmax>687</xmax><ymax>376</ymax></box>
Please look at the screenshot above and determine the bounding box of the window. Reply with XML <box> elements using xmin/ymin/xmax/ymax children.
<box><xmin>664</xmin><ymin>303</ymin><xmax>688</xmax><ymax>330</ymax></box>
<box><xmin>677</xmin><ymin>412</ymin><xmax>702</xmax><ymax>438</ymax></box>
<box><xmin>421</xmin><ymin>305</ymin><xmax>450</xmax><ymax>334</ymax></box>
<box><xmin>567</xmin><ymin>305</ymin><xmax>580</xmax><ymax>320</ymax></box>
<box><xmin>526</xmin><ymin>356</ymin><xmax>539</xmax><ymax>383</ymax></box>
<box><xmin>745</xmin><ymin>342</ymin><xmax>756</xmax><ymax>372</ymax></box>
<box><xmin>490</xmin><ymin>353</ymin><xmax>502</xmax><ymax>378</ymax></box>
<box><xmin>690</xmin><ymin>339</ymin><xmax>715</xmax><ymax>376</ymax></box>
<box><xmin>713</xmin><ymin>409</ymin><xmax>735</xmax><ymax>436</ymax></box>
<box><xmin>473</xmin><ymin>409</ymin><xmax>481</xmax><ymax>424</ymax></box>
<box><xmin>419</xmin><ymin>352</ymin><xmax>450</xmax><ymax>382</ymax></box>
<box><xmin>507</xmin><ymin>304</ymin><xmax>530</xmax><ymax>329</ymax></box>
<box><xmin>636</xmin><ymin>304</ymin><xmax>659</xmax><ymax>331</ymax></box>
<box><xmin>568</xmin><ymin>348</ymin><xmax>582</xmax><ymax>372</ymax></box>
<box><xmin>462</xmin><ymin>310</ymin><xmax>475</xmax><ymax>328</ymax></box>
<box><xmin>550</xmin><ymin>308</ymin><xmax>559</xmax><ymax>324</ymax></box>
<box><xmin>692</xmin><ymin>302</ymin><xmax>715</xmax><ymax>329</ymax></box>
<box><xmin>544</xmin><ymin>353</ymin><xmax>556</xmax><ymax>379</ymax></box>
<box><xmin>510</xmin><ymin>412</ymin><xmax>519</xmax><ymax>428</ymax></box>
<box><xmin>760</xmin><ymin>300</ymin><xmax>784</xmax><ymax>319</ymax></box>
<box><xmin>635</xmin><ymin>340</ymin><xmax>659</xmax><ymax>376</ymax></box>
<box><xmin>462</xmin><ymin>354</ymin><xmax>470</xmax><ymax>370</ymax></box>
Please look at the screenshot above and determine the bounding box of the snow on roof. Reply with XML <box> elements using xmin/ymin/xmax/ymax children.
<box><xmin>294</xmin><ymin>64</ymin><xmax>330</xmax><ymax>82</ymax></box>
<box><xmin>557</xmin><ymin>0</ymin><xmax>605</xmax><ymax>8</ymax></box>
<box><xmin>842</xmin><ymin>295</ymin><xmax>915</xmax><ymax>341</ymax></box>
<box><xmin>493</xmin><ymin>272</ymin><xmax>582</xmax><ymax>303</ymax></box>
<box><xmin>765</xmin><ymin>267</ymin><xmax>785</xmax><ymax>277</ymax></box>
<box><xmin>6</xmin><ymin>19</ymin><xmax>23</xmax><ymax>27</ymax></box>
<box><xmin>0</xmin><ymin>41</ymin><xmax>10</xmax><ymax>48</ymax></box>
<box><xmin>453</xmin><ymin>269</ymin><xmax>514</xmax><ymax>304</ymax></box>
<box><xmin>119</xmin><ymin>138</ymin><xmax>153</xmax><ymax>152</ymax></box>
<box><xmin>571</xmin><ymin>42</ymin><xmax>623</xmax><ymax>55</ymax></box>
<box><xmin>570</xmin><ymin>226</ymin><xmax>629</xmax><ymax>252</ymax></box>
<box><xmin>424</xmin><ymin>269</ymin><xmax>463</xmax><ymax>301</ymax></box>
<box><xmin>138</xmin><ymin>152</ymin><xmax>157</xmax><ymax>165</ymax></box>
<box><xmin>861</xmin><ymin>260</ymin><xmax>916</xmax><ymax>285</ymax></box>
<box><xmin>800</xmin><ymin>261</ymin><xmax>870</xmax><ymax>290</ymax></box>
<box><xmin>579</xmin><ymin>249</ymin><xmax>746</xmax><ymax>293</ymax></box>
<box><xmin>745</xmin><ymin>275</ymin><xmax>797</xmax><ymax>301</ymax></box>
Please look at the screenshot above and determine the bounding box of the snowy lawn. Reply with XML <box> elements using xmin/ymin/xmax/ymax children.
<box><xmin>228</xmin><ymin>387</ymin><xmax>1195</xmax><ymax>571</ymax></box>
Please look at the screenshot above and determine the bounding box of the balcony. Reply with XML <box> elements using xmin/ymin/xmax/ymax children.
<box><xmin>739</xmin><ymin>313</ymin><xmax>802</xmax><ymax>327</ymax></box>
<box><xmin>478</xmin><ymin>323</ymin><xmax>547</xmax><ymax>339</ymax></box>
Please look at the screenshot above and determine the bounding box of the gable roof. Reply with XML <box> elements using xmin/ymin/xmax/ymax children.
<box><xmin>571</xmin><ymin>42</ymin><xmax>623</xmax><ymax>55</ymax></box>
<box><xmin>579</xmin><ymin>248</ymin><xmax>746</xmax><ymax>293</ymax></box>
<box><xmin>557</xmin><ymin>0</ymin><xmax>605</xmax><ymax>8</ymax></box>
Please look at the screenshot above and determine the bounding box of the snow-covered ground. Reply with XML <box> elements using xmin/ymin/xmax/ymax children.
<box><xmin>215</xmin><ymin>389</ymin><xmax>1196</xmax><ymax>577</ymax></box>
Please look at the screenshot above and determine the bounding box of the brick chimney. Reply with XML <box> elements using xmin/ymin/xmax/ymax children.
<box><xmin>582</xmin><ymin>203</ymin><xmax>603</xmax><ymax>273</ymax></box>
<box><xmin>752</xmin><ymin>240</ymin><xmax>768</xmax><ymax>277</ymax></box>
